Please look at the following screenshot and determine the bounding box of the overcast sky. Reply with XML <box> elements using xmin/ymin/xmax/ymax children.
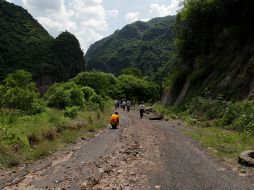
<box><xmin>6</xmin><ymin>0</ymin><xmax>183</xmax><ymax>52</ymax></box>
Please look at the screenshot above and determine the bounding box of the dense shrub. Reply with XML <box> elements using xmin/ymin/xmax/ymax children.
<box><xmin>73</xmin><ymin>71</ymin><xmax>120</xmax><ymax>97</ymax></box>
<box><xmin>218</xmin><ymin>101</ymin><xmax>254</xmax><ymax>132</ymax></box>
<box><xmin>1</xmin><ymin>70</ymin><xmax>45</xmax><ymax>115</ymax></box>
<box><xmin>186</xmin><ymin>96</ymin><xmax>254</xmax><ymax>133</ymax></box>
<box><xmin>82</xmin><ymin>86</ymin><xmax>96</xmax><ymax>101</ymax></box>
<box><xmin>188</xmin><ymin>97</ymin><xmax>227</xmax><ymax>119</ymax></box>
<box><xmin>64</xmin><ymin>106</ymin><xmax>79</xmax><ymax>119</ymax></box>
<box><xmin>121</xmin><ymin>67</ymin><xmax>142</xmax><ymax>78</ymax></box>
<box><xmin>118</xmin><ymin>74</ymin><xmax>160</xmax><ymax>102</ymax></box>
<box><xmin>90</xmin><ymin>94</ymin><xmax>105</xmax><ymax>111</ymax></box>
<box><xmin>45</xmin><ymin>82</ymin><xmax>85</xmax><ymax>109</ymax></box>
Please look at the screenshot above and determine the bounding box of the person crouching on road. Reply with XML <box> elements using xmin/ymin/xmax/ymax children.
<box><xmin>110</xmin><ymin>112</ymin><xmax>120</xmax><ymax>129</ymax></box>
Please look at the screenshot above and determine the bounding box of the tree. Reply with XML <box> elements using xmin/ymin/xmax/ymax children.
<box><xmin>73</xmin><ymin>71</ymin><xmax>120</xmax><ymax>97</ymax></box>
<box><xmin>2</xmin><ymin>70</ymin><xmax>45</xmax><ymax>114</ymax></box>
<box><xmin>52</xmin><ymin>31</ymin><xmax>84</xmax><ymax>81</ymax></box>
<box><xmin>45</xmin><ymin>82</ymin><xmax>85</xmax><ymax>109</ymax></box>
<box><xmin>121</xmin><ymin>67</ymin><xmax>142</xmax><ymax>78</ymax></box>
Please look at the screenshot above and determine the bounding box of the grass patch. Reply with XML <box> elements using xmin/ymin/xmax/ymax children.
<box><xmin>153</xmin><ymin>100</ymin><xmax>254</xmax><ymax>160</ymax></box>
<box><xmin>0</xmin><ymin>100</ymin><xmax>113</xmax><ymax>168</ymax></box>
<box><xmin>186</xmin><ymin>127</ymin><xmax>254</xmax><ymax>160</ymax></box>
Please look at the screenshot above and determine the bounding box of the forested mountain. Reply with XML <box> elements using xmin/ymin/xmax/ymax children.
<box><xmin>162</xmin><ymin>0</ymin><xmax>254</xmax><ymax>105</ymax></box>
<box><xmin>85</xmin><ymin>16</ymin><xmax>176</xmax><ymax>84</ymax></box>
<box><xmin>0</xmin><ymin>0</ymin><xmax>84</xmax><ymax>93</ymax></box>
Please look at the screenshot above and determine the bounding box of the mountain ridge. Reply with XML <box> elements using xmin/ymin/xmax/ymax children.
<box><xmin>0</xmin><ymin>0</ymin><xmax>84</xmax><ymax>93</ymax></box>
<box><xmin>85</xmin><ymin>15</ymin><xmax>176</xmax><ymax>84</ymax></box>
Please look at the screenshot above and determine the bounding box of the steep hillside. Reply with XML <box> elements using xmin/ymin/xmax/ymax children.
<box><xmin>85</xmin><ymin>16</ymin><xmax>176</xmax><ymax>83</ymax></box>
<box><xmin>0</xmin><ymin>0</ymin><xmax>84</xmax><ymax>92</ymax></box>
<box><xmin>162</xmin><ymin>0</ymin><xmax>254</xmax><ymax>105</ymax></box>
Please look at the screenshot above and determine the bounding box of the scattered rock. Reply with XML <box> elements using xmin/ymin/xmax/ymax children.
<box><xmin>155</xmin><ymin>185</ymin><xmax>161</xmax><ymax>189</ymax></box>
<box><xmin>99</xmin><ymin>168</ymin><xmax>105</xmax><ymax>174</ymax></box>
<box><xmin>117</xmin><ymin>169</ymin><xmax>123</xmax><ymax>174</ymax></box>
<box><xmin>80</xmin><ymin>182</ymin><xmax>87</xmax><ymax>187</ymax></box>
<box><xmin>239</xmin><ymin>150</ymin><xmax>254</xmax><ymax>166</ymax></box>
<box><xmin>145</xmin><ymin>107</ymin><xmax>153</xmax><ymax>114</ymax></box>
<box><xmin>149</xmin><ymin>115</ymin><xmax>164</xmax><ymax>120</ymax></box>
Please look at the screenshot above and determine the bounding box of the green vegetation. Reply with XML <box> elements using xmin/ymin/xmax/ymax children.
<box><xmin>0</xmin><ymin>68</ymin><xmax>159</xmax><ymax>168</ymax></box>
<box><xmin>0</xmin><ymin>68</ymin><xmax>116</xmax><ymax>168</ymax></box>
<box><xmin>121</xmin><ymin>68</ymin><xmax>142</xmax><ymax>78</ymax></box>
<box><xmin>151</xmin><ymin>0</ymin><xmax>254</xmax><ymax>163</ymax></box>
<box><xmin>0</xmin><ymin>104</ymin><xmax>112</xmax><ymax>168</ymax></box>
<box><xmin>118</xmin><ymin>74</ymin><xmax>160</xmax><ymax>102</ymax></box>
<box><xmin>0</xmin><ymin>70</ymin><xmax>45</xmax><ymax>115</ymax></box>
<box><xmin>72</xmin><ymin>71</ymin><xmax>160</xmax><ymax>102</ymax></box>
<box><xmin>45</xmin><ymin>82</ymin><xmax>85</xmax><ymax>109</ymax></box>
<box><xmin>154</xmin><ymin>97</ymin><xmax>254</xmax><ymax>160</ymax></box>
<box><xmin>0</xmin><ymin>1</ymin><xmax>84</xmax><ymax>89</ymax></box>
<box><xmin>85</xmin><ymin>16</ymin><xmax>176</xmax><ymax>85</ymax></box>
<box><xmin>163</xmin><ymin>0</ymin><xmax>254</xmax><ymax>105</ymax></box>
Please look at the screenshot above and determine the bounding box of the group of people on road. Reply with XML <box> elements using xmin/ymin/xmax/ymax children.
<box><xmin>110</xmin><ymin>100</ymin><xmax>146</xmax><ymax>129</ymax></box>
<box><xmin>114</xmin><ymin>99</ymin><xmax>134</xmax><ymax>112</ymax></box>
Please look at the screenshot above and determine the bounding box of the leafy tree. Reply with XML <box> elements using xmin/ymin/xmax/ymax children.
<box><xmin>52</xmin><ymin>31</ymin><xmax>85</xmax><ymax>81</ymax></box>
<box><xmin>121</xmin><ymin>67</ymin><xmax>142</xmax><ymax>78</ymax></box>
<box><xmin>45</xmin><ymin>82</ymin><xmax>85</xmax><ymax>109</ymax></box>
<box><xmin>73</xmin><ymin>71</ymin><xmax>120</xmax><ymax>97</ymax></box>
<box><xmin>118</xmin><ymin>74</ymin><xmax>160</xmax><ymax>102</ymax></box>
<box><xmin>82</xmin><ymin>86</ymin><xmax>96</xmax><ymax>101</ymax></box>
<box><xmin>1</xmin><ymin>70</ymin><xmax>45</xmax><ymax>114</ymax></box>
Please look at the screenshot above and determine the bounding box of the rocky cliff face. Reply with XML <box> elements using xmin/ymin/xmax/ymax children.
<box><xmin>162</xmin><ymin>0</ymin><xmax>254</xmax><ymax>105</ymax></box>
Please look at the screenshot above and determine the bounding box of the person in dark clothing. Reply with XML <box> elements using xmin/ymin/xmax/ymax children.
<box><xmin>139</xmin><ymin>102</ymin><xmax>145</xmax><ymax>119</ymax></box>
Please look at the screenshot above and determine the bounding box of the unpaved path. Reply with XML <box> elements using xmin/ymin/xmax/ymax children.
<box><xmin>1</xmin><ymin>110</ymin><xmax>254</xmax><ymax>189</ymax></box>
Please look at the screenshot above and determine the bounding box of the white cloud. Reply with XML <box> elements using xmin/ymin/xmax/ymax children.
<box><xmin>5</xmin><ymin>0</ymin><xmax>184</xmax><ymax>51</ymax></box>
<box><xmin>107</xmin><ymin>9</ymin><xmax>119</xmax><ymax>18</ymax></box>
<box><xmin>141</xmin><ymin>18</ymin><xmax>150</xmax><ymax>22</ymax></box>
<box><xmin>81</xmin><ymin>18</ymin><xmax>108</xmax><ymax>31</ymax></box>
<box><xmin>13</xmin><ymin>0</ymin><xmax>117</xmax><ymax>51</ymax></box>
<box><xmin>150</xmin><ymin>0</ymin><xmax>183</xmax><ymax>17</ymax></box>
<box><xmin>125</xmin><ymin>12</ymin><xmax>140</xmax><ymax>23</ymax></box>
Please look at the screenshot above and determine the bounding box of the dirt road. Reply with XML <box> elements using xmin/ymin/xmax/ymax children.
<box><xmin>1</xmin><ymin>110</ymin><xmax>254</xmax><ymax>190</ymax></box>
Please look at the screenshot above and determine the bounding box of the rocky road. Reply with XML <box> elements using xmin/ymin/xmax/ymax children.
<box><xmin>1</xmin><ymin>110</ymin><xmax>254</xmax><ymax>190</ymax></box>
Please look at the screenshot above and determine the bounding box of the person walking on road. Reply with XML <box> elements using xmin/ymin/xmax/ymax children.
<box><xmin>114</xmin><ymin>99</ymin><xmax>119</xmax><ymax>110</ymax></box>
<box><xmin>109</xmin><ymin>111</ymin><xmax>120</xmax><ymax>129</ymax></box>
<box><xmin>126</xmin><ymin>100</ymin><xmax>131</xmax><ymax>112</ymax></box>
<box><xmin>139</xmin><ymin>102</ymin><xmax>145</xmax><ymax>119</ymax></box>
<box><xmin>122</xmin><ymin>100</ymin><xmax>127</xmax><ymax>111</ymax></box>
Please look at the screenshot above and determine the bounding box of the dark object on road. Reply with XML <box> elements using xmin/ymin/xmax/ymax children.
<box><xmin>111</xmin><ymin>123</ymin><xmax>118</xmax><ymax>129</ymax></box>
<box><xmin>140</xmin><ymin>109</ymin><xmax>144</xmax><ymax>119</ymax></box>
<box><xmin>145</xmin><ymin>107</ymin><xmax>153</xmax><ymax>114</ymax></box>
<box><xmin>239</xmin><ymin>150</ymin><xmax>254</xmax><ymax>166</ymax></box>
<box><xmin>149</xmin><ymin>115</ymin><xmax>164</xmax><ymax>120</ymax></box>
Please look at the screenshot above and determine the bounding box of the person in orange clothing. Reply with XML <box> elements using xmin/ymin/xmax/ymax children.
<box><xmin>110</xmin><ymin>111</ymin><xmax>120</xmax><ymax>129</ymax></box>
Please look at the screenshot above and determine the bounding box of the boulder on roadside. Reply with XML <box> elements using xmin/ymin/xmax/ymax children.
<box><xmin>239</xmin><ymin>150</ymin><xmax>254</xmax><ymax>166</ymax></box>
<box><xmin>145</xmin><ymin>107</ymin><xmax>153</xmax><ymax>114</ymax></box>
<box><xmin>149</xmin><ymin>114</ymin><xmax>164</xmax><ymax>120</ymax></box>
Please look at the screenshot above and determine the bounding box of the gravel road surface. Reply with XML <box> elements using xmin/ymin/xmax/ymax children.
<box><xmin>1</xmin><ymin>110</ymin><xmax>254</xmax><ymax>190</ymax></box>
